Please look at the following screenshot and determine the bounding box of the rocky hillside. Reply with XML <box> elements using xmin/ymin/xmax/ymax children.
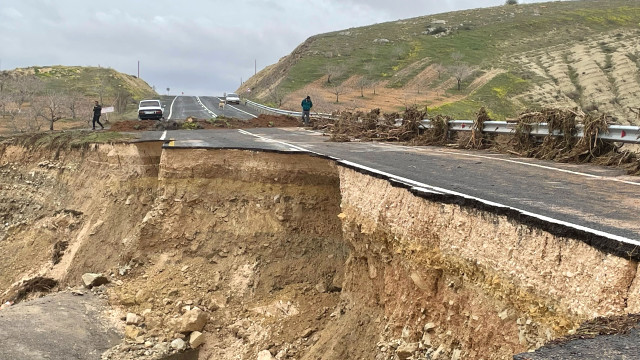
<box><xmin>241</xmin><ymin>0</ymin><xmax>640</xmax><ymax>124</ymax></box>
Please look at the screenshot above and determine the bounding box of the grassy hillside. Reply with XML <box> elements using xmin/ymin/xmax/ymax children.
<box><xmin>10</xmin><ymin>65</ymin><xmax>157</xmax><ymax>102</ymax></box>
<box><xmin>242</xmin><ymin>0</ymin><xmax>640</xmax><ymax>124</ymax></box>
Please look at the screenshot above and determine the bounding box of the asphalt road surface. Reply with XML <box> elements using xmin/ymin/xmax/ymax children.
<box><xmin>138</xmin><ymin>127</ymin><xmax>640</xmax><ymax>247</ymax></box>
<box><xmin>161</xmin><ymin>95</ymin><xmax>259</xmax><ymax>121</ymax></box>
<box><xmin>0</xmin><ymin>292</ymin><xmax>120</xmax><ymax>360</ymax></box>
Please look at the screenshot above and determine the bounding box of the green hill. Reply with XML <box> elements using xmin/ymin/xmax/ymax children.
<box><xmin>8</xmin><ymin>65</ymin><xmax>157</xmax><ymax>102</ymax></box>
<box><xmin>242</xmin><ymin>0</ymin><xmax>640</xmax><ymax>124</ymax></box>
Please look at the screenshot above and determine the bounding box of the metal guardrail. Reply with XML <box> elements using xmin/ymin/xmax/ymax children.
<box><xmin>244</xmin><ymin>100</ymin><xmax>639</xmax><ymax>143</ymax></box>
<box><xmin>245</xmin><ymin>100</ymin><xmax>335</xmax><ymax>120</ymax></box>
<box><xmin>422</xmin><ymin>120</ymin><xmax>640</xmax><ymax>144</ymax></box>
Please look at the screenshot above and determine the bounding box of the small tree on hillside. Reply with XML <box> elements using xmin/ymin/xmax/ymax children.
<box><xmin>450</xmin><ymin>64</ymin><xmax>474</xmax><ymax>91</ymax></box>
<box><xmin>505</xmin><ymin>0</ymin><xmax>518</xmax><ymax>4</ymax></box>
<box><xmin>364</xmin><ymin>64</ymin><xmax>378</xmax><ymax>95</ymax></box>
<box><xmin>449</xmin><ymin>52</ymin><xmax>473</xmax><ymax>91</ymax></box>
<box><xmin>36</xmin><ymin>91</ymin><xmax>67</xmax><ymax>131</ymax></box>
<box><xmin>356</xmin><ymin>76</ymin><xmax>372</xmax><ymax>97</ymax></box>
<box><xmin>432</xmin><ymin>64</ymin><xmax>446</xmax><ymax>79</ymax></box>
<box><xmin>325</xmin><ymin>63</ymin><xmax>346</xmax><ymax>84</ymax></box>
<box><xmin>0</xmin><ymin>71</ymin><xmax>12</xmax><ymax>93</ymax></box>
<box><xmin>329</xmin><ymin>82</ymin><xmax>347</xmax><ymax>103</ymax></box>
<box><xmin>13</xmin><ymin>75</ymin><xmax>43</xmax><ymax>110</ymax></box>
<box><xmin>65</xmin><ymin>90</ymin><xmax>84</xmax><ymax>119</ymax></box>
<box><xmin>268</xmin><ymin>86</ymin><xmax>285</xmax><ymax>108</ymax></box>
<box><xmin>114</xmin><ymin>89</ymin><xmax>130</xmax><ymax>114</ymax></box>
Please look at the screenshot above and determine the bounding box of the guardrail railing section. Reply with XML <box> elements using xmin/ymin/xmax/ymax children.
<box><xmin>420</xmin><ymin>119</ymin><xmax>640</xmax><ymax>144</ymax></box>
<box><xmin>245</xmin><ymin>100</ymin><xmax>335</xmax><ymax>120</ymax></box>
<box><xmin>243</xmin><ymin>100</ymin><xmax>639</xmax><ymax>143</ymax></box>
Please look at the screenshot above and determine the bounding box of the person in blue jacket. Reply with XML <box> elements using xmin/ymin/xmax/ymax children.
<box><xmin>301</xmin><ymin>96</ymin><xmax>312</xmax><ymax>125</ymax></box>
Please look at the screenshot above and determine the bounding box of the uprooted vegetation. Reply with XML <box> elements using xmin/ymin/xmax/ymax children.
<box><xmin>315</xmin><ymin>106</ymin><xmax>640</xmax><ymax>175</ymax></box>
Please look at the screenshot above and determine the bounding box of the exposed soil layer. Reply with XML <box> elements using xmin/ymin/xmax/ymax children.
<box><xmin>109</xmin><ymin>115</ymin><xmax>301</xmax><ymax>132</ymax></box>
<box><xmin>1</xmin><ymin>143</ymin><xmax>639</xmax><ymax>359</ymax></box>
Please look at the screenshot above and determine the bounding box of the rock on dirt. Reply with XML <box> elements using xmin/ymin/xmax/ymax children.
<box><xmin>171</xmin><ymin>338</ymin><xmax>187</xmax><ymax>351</ymax></box>
<box><xmin>396</xmin><ymin>342</ymin><xmax>419</xmax><ymax>359</ymax></box>
<box><xmin>188</xmin><ymin>331</ymin><xmax>204</xmax><ymax>348</ymax></box>
<box><xmin>81</xmin><ymin>273</ymin><xmax>109</xmax><ymax>288</ymax></box>
<box><xmin>125</xmin><ymin>312</ymin><xmax>141</xmax><ymax>325</ymax></box>
<box><xmin>257</xmin><ymin>350</ymin><xmax>276</xmax><ymax>360</ymax></box>
<box><xmin>171</xmin><ymin>308</ymin><xmax>208</xmax><ymax>333</ymax></box>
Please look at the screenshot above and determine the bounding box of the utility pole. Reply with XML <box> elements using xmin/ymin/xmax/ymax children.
<box><xmin>137</xmin><ymin>61</ymin><xmax>140</xmax><ymax>78</ymax></box>
<box><xmin>255</xmin><ymin>59</ymin><xmax>256</xmax><ymax>75</ymax></box>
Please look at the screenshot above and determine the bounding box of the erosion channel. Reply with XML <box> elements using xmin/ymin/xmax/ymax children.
<box><xmin>0</xmin><ymin>141</ymin><xmax>639</xmax><ymax>360</ymax></box>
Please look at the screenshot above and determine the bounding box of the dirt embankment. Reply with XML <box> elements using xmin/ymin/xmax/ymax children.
<box><xmin>1</xmin><ymin>143</ymin><xmax>639</xmax><ymax>359</ymax></box>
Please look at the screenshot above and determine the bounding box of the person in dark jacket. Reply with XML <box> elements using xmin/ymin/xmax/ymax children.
<box><xmin>92</xmin><ymin>101</ymin><xmax>104</xmax><ymax>130</ymax></box>
<box><xmin>301</xmin><ymin>96</ymin><xmax>312</xmax><ymax>125</ymax></box>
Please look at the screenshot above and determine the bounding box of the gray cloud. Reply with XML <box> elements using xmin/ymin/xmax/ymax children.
<box><xmin>0</xmin><ymin>0</ymin><xmax>548</xmax><ymax>95</ymax></box>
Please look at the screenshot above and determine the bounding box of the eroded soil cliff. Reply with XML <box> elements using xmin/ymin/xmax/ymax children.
<box><xmin>0</xmin><ymin>142</ymin><xmax>638</xmax><ymax>359</ymax></box>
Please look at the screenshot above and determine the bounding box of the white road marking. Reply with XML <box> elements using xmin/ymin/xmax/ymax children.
<box><xmin>196</xmin><ymin>96</ymin><xmax>217</xmax><ymax>118</ymax></box>
<box><xmin>238</xmin><ymin>129</ymin><xmax>640</xmax><ymax>247</ymax></box>
<box><xmin>436</xmin><ymin>149</ymin><xmax>640</xmax><ymax>186</ymax></box>
<box><xmin>160</xmin><ymin>130</ymin><xmax>167</xmax><ymax>141</ymax></box>
<box><xmin>216</xmin><ymin>97</ymin><xmax>258</xmax><ymax>118</ymax></box>
<box><xmin>238</xmin><ymin>129</ymin><xmax>304</xmax><ymax>152</ymax></box>
<box><xmin>168</xmin><ymin>96</ymin><xmax>179</xmax><ymax>120</ymax></box>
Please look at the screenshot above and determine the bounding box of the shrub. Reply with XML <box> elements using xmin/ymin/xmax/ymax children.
<box><xmin>505</xmin><ymin>0</ymin><xmax>518</xmax><ymax>5</ymax></box>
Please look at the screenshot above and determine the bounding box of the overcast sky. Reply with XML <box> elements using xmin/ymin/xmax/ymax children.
<box><xmin>0</xmin><ymin>0</ymin><xmax>547</xmax><ymax>96</ymax></box>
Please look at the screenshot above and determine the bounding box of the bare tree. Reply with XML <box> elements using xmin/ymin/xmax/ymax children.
<box><xmin>268</xmin><ymin>86</ymin><xmax>285</xmax><ymax>108</ymax></box>
<box><xmin>450</xmin><ymin>64</ymin><xmax>474</xmax><ymax>91</ymax></box>
<box><xmin>364</xmin><ymin>64</ymin><xmax>377</xmax><ymax>95</ymax></box>
<box><xmin>325</xmin><ymin>63</ymin><xmax>346</xmax><ymax>84</ymax></box>
<box><xmin>36</xmin><ymin>91</ymin><xmax>68</xmax><ymax>131</ymax></box>
<box><xmin>329</xmin><ymin>82</ymin><xmax>347</xmax><ymax>103</ymax></box>
<box><xmin>451</xmin><ymin>52</ymin><xmax>465</xmax><ymax>63</ymax></box>
<box><xmin>114</xmin><ymin>89</ymin><xmax>130</xmax><ymax>114</ymax></box>
<box><xmin>0</xmin><ymin>71</ymin><xmax>12</xmax><ymax>93</ymax></box>
<box><xmin>356</xmin><ymin>76</ymin><xmax>371</xmax><ymax>97</ymax></box>
<box><xmin>94</xmin><ymin>74</ymin><xmax>109</xmax><ymax>105</ymax></box>
<box><xmin>13</xmin><ymin>75</ymin><xmax>43</xmax><ymax>110</ymax></box>
<box><xmin>0</xmin><ymin>92</ymin><xmax>19</xmax><ymax>131</ymax></box>
<box><xmin>449</xmin><ymin>52</ymin><xmax>473</xmax><ymax>91</ymax></box>
<box><xmin>65</xmin><ymin>91</ymin><xmax>84</xmax><ymax>119</ymax></box>
<box><xmin>432</xmin><ymin>63</ymin><xmax>446</xmax><ymax>79</ymax></box>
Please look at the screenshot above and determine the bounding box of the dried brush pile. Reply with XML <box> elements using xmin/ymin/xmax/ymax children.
<box><xmin>511</xmin><ymin>108</ymin><xmax>640</xmax><ymax>174</ymax></box>
<box><xmin>328</xmin><ymin>106</ymin><xmax>450</xmax><ymax>144</ymax></box>
<box><xmin>323</xmin><ymin>105</ymin><xmax>639</xmax><ymax>174</ymax></box>
<box><xmin>468</xmin><ymin>107</ymin><xmax>492</xmax><ymax>149</ymax></box>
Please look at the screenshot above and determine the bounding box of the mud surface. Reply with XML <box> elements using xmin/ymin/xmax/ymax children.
<box><xmin>0</xmin><ymin>292</ymin><xmax>120</xmax><ymax>360</ymax></box>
